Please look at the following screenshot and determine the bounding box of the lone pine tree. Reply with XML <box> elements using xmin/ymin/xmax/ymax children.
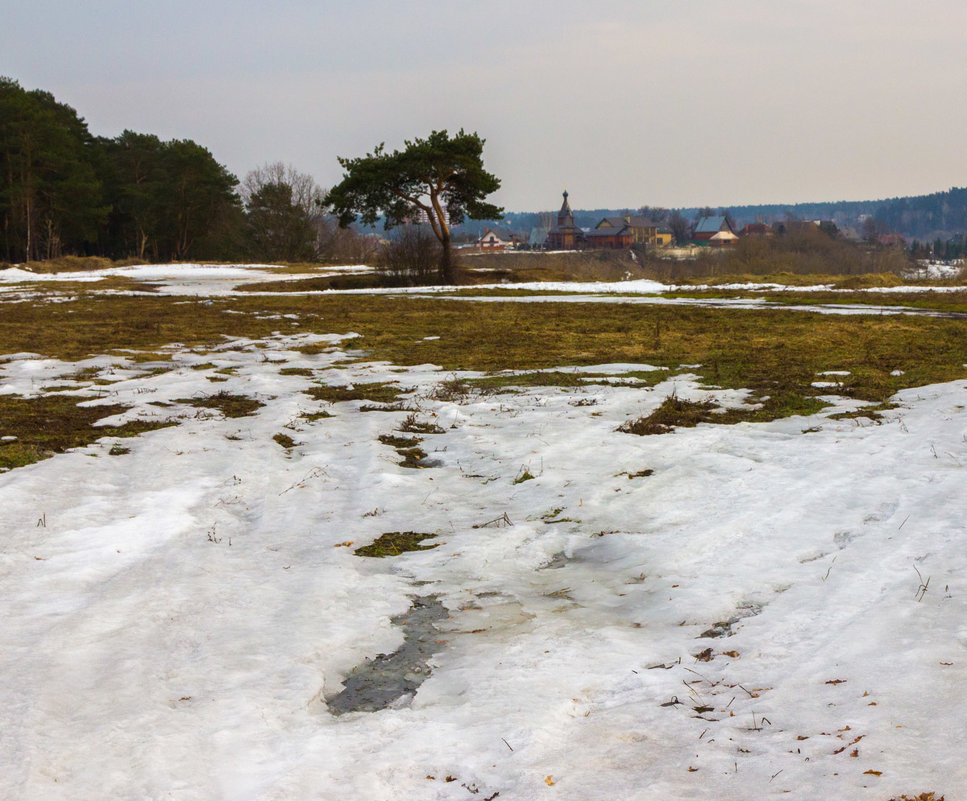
<box><xmin>325</xmin><ymin>129</ymin><xmax>502</xmax><ymax>284</ymax></box>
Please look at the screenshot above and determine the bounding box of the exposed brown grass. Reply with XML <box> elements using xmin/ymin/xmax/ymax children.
<box><xmin>177</xmin><ymin>392</ymin><xmax>264</xmax><ymax>418</ymax></box>
<box><xmin>461</xmin><ymin>249</ymin><xmax>641</xmax><ymax>284</ymax></box>
<box><xmin>0</xmin><ymin>395</ymin><xmax>172</xmax><ymax>470</ymax></box>
<box><xmin>618</xmin><ymin>397</ymin><xmax>720</xmax><ymax>435</ymax></box>
<box><xmin>3</xmin><ymin>291</ymin><xmax>967</xmax><ymax>437</ymax></box>
<box><xmin>662</xmin><ymin>287</ymin><xmax>967</xmax><ymax>314</ymax></box>
<box><xmin>305</xmin><ymin>382</ymin><xmax>406</xmax><ymax>404</ymax></box>
<box><xmin>19</xmin><ymin>255</ymin><xmax>119</xmax><ymax>273</ymax></box>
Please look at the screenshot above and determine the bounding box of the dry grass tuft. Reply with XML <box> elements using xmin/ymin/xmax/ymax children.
<box><xmin>178</xmin><ymin>392</ymin><xmax>264</xmax><ymax>418</ymax></box>
<box><xmin>304</xmin><ymin>382</ymin><xmax>405</xmax><ymax>404</ymax></box>
<box><xmin>619</xmin><ymin>397</ymin><xmax>719</xmax><ymax>435</ymax></box>
<box><xmin>399</xmin><ymin>414</ymin><xmax>445</xmax><ymax>434</ymax></box>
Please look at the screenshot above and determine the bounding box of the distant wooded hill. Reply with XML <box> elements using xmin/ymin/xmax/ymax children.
<box><xmin>456</xmin><ymin>187</ymin><xmax>967</xmax><ymax>243</ymax></box>
<box><xmin>691</xmin><ymin>187</ymin><xmax>967</xmax><ymax>241</ymax></box>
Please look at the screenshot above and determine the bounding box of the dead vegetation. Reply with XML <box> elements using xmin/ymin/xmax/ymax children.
<box><xmin>618</xmin><ymin>390</ymin><xmax>829</xmax><ymax>435</ymax></box>
<box><xmin>461</xmin><ymin>249</ymin><xmax>640</xmax><ymax>284</ymax></box>
<box><xmin>304</xmin><ymin>382</ymin><xmax>406</xmax><ymax>404</ymax></box>
<box><xmin>272</xmin><ymin>432</ymin><xmax>296</xmax><ymax>449</ymax></box>
<box><xmin>2</xmin><ymin>288</ymin><xmax>967</xmax><ymax>444</ymax></box>
<box><xmin>886</xmin><ymin>794</ymin><xmax>945</xmax><ymax>801</ymax></box>
<box><xmin>619</xmin><ymin>397</ymin><xmax>721</xmax><ymax>435</ymax></box>
<box><xmin>12</xmin><ymin>255</ymin><xmax>143</xmax><ymax>273</ymax></box>
<box><xmin>0</xmin><ymin>395</ymin><xmax>171</xmax><ymax>470</ymax></box>
<box><xmin>399</xmin><ymin>414</ymin><xmax>445</xmax><ymax>434</ymax></box>
<box><xmin>378</xmin><ymin>432</ymin><xmax>429</xmax><ymax>467</ymax></box>
<box><xmin>177</xmin><ymin>392</ymin><xmax>264</xmax><ymax>418</ymax></box>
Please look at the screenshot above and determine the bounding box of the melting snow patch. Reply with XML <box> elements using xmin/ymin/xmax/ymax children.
<box><xmin>327</xmin><ymin>596</ymin><xmax>449</xmax><ymax>715</ymax></box>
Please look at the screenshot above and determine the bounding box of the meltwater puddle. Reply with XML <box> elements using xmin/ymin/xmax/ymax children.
<box><xmin>328</xmin><ymin>595</ymin><xmax>449</xmax><ymax>715</ymax></box>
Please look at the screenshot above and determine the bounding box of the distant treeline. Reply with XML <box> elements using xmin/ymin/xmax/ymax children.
<box><xmin>0</xmin><ymin>77</ymin><xmax>374</xmax><ymax>264</ymax></box>
<box><xmin>693</xmin><ymin>188</ymin><xmax>967</xmax><ymax>241</ymax></box>
<box><xmin>458</xmin><ymin>190</ymin><xmax>967</xmax><ymax>244</ymax></box>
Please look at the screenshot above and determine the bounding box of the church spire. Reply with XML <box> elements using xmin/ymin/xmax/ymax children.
<box><xmin>558</xmin><ymin>189</ymin><xmax>574</xmax><ymax>227</ymax></box>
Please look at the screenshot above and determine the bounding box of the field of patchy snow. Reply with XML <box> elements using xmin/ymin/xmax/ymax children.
<box><xmin>0</xmin><ymin>263</ymin><xmax>372</xmax><ymax>297</ymax></box>
<box><xmin>1</xmin><ymin>314</ymin><xmax>965</xmax><ymax>800</ymax></box>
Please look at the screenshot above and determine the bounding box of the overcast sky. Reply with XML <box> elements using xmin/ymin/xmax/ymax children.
<box><xmin>4</xmin><ymin>0</ymin><xmax>966</xmax><ymax>211</ymax></box>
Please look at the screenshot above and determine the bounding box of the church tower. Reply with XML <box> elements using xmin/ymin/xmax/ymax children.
<box><xmin>557</xmin><ymin>190</ymin><xmax>575</xmax><ymax>229</ymax></box>
<box><xmin>546</xmin><ymin>189</ymin><xmax>583</xmax><ymax>250</ymax></box>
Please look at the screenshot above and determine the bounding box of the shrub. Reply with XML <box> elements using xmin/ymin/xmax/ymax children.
<box><xmin>375</xmin><ymin>225</ymin><xmax>439</xmax><ymax>285</ymax></box>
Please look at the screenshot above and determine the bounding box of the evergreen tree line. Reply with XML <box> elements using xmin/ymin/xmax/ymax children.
<box><xmin>0</xmin><ymin>77</ymin><xmax>374</xmax><ymax>264</ymax></box>
<box><xmin>910</xmin><ymin>234</ymin><xmax>967</xmax><ymax>261</ymax></box>
<box><xmin>872</xmin><ymin>188</ymin><xmax>967</xmax><ymax>241</ymax></box>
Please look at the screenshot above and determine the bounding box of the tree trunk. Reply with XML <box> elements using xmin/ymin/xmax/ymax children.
<box><xmin>439</xmin><ymin>233</ymin><xmax>454</xmax><ymax>284</ymax></box>
<box><xmin>428</xmin><ymin>189</ymin><xmax>455</xmax><ymax>285</ymax></box>
<box><xmin>24</xmin><ymin>195</ymin><xmax>32</xmax><ymax>262</ymax></box>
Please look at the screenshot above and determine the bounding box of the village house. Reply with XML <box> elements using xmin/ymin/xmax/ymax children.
<box><xmin>693</xmin><ymin>215</ymin><xmax>737</xmax><ymax>246</ymax></box>
<box><xmin>585</xmin><ymin>222</ymin><xmax>633</xmax><ymax>249</ymax></box>
<box><xmin>739</xmin><ymin>222</ymin><xmax>773</xmax><ymax>237</ymax></box>
<box><xmin>474</xmin><ymin>228</ymin><xmax>520</xmax><ymax>250</ymax></box>
<box><xmin>594</xmin><ymin>215</ymin><xmax>673</xmax><ymax>248</ymax></box>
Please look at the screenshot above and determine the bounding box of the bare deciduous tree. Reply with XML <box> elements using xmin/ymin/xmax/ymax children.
<box><xmin>241</xmin><ymin>162</ymin><xmax>325</xmax><ymax>261</ymax></box>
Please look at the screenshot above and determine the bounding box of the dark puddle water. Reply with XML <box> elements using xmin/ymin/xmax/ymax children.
<box><xmin>328</xmin><ymin>595</ymin><xmax>449</xmax><ymax>715</ymax></box>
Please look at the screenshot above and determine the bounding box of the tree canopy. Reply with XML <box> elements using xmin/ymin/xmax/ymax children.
<box><xmin>0</xmin><ymin>77</ymin><xmax>241</xmax><ymax>263</ymax></box>
<box><xmin>325</xmin><ymin>129</ymin><xmax>502</xmax><ymax>283</ymax></box>
<box><xmin>0</xmin><ymin>78</ymin><xmax>105</xmax><ymax>261</ymax></box>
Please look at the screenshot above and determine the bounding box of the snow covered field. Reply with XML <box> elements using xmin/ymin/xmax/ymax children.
<box><xmin>0</xmin><ymin>263</ymin><xmax>372</xmax><ymax>297</ymax></box>
<box><xmin>1</xmin><ymin>271</ymin><xmax>965</xmax><ymax>800</ymax></box>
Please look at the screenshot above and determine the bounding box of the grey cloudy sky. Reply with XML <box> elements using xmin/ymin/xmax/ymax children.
<box><xmin>4</xmin><ymin>0</ymin><xmax>966</xmax><ymax>211</ymax></box>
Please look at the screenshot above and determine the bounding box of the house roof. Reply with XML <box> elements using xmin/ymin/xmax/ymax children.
<box><xmin>695</xmin><ymin>216</ymin><xmax>729</xmax><ymax>234</ymax></box>
<box><xmin>597</xmin><ymin>215</ymin><xmax>659</xmax><ymax>230</ymax></box>
<box><xmin>548</xmin><ymin>221</ymin><xmax>583</xmax><ymax>234</ymax></box>
<box><xmin>624</xmin><ymin>215</ymin><xmax>659</xmax><ymax>228</ymax></box>
<box><xmin>586</xmin><ymin>226</ymin><xmax>631</xmax><ymax>238</ymax></box>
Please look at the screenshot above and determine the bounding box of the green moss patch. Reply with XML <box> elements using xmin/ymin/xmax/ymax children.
<box><xmin>272</xmin><ymin>432</ymin><xmax>296</xmax><ymax>449</ymax></box>
<box><xmin>354</xmin><ymin>531</ymin><xmax>439</xmax><ymax>558</ymax></box>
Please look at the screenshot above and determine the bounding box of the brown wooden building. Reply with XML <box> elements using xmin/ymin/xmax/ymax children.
<box><xmin>545</xmin><ymin>191</ymin><xmax>585</xmax><ymax>250</ymax></box>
